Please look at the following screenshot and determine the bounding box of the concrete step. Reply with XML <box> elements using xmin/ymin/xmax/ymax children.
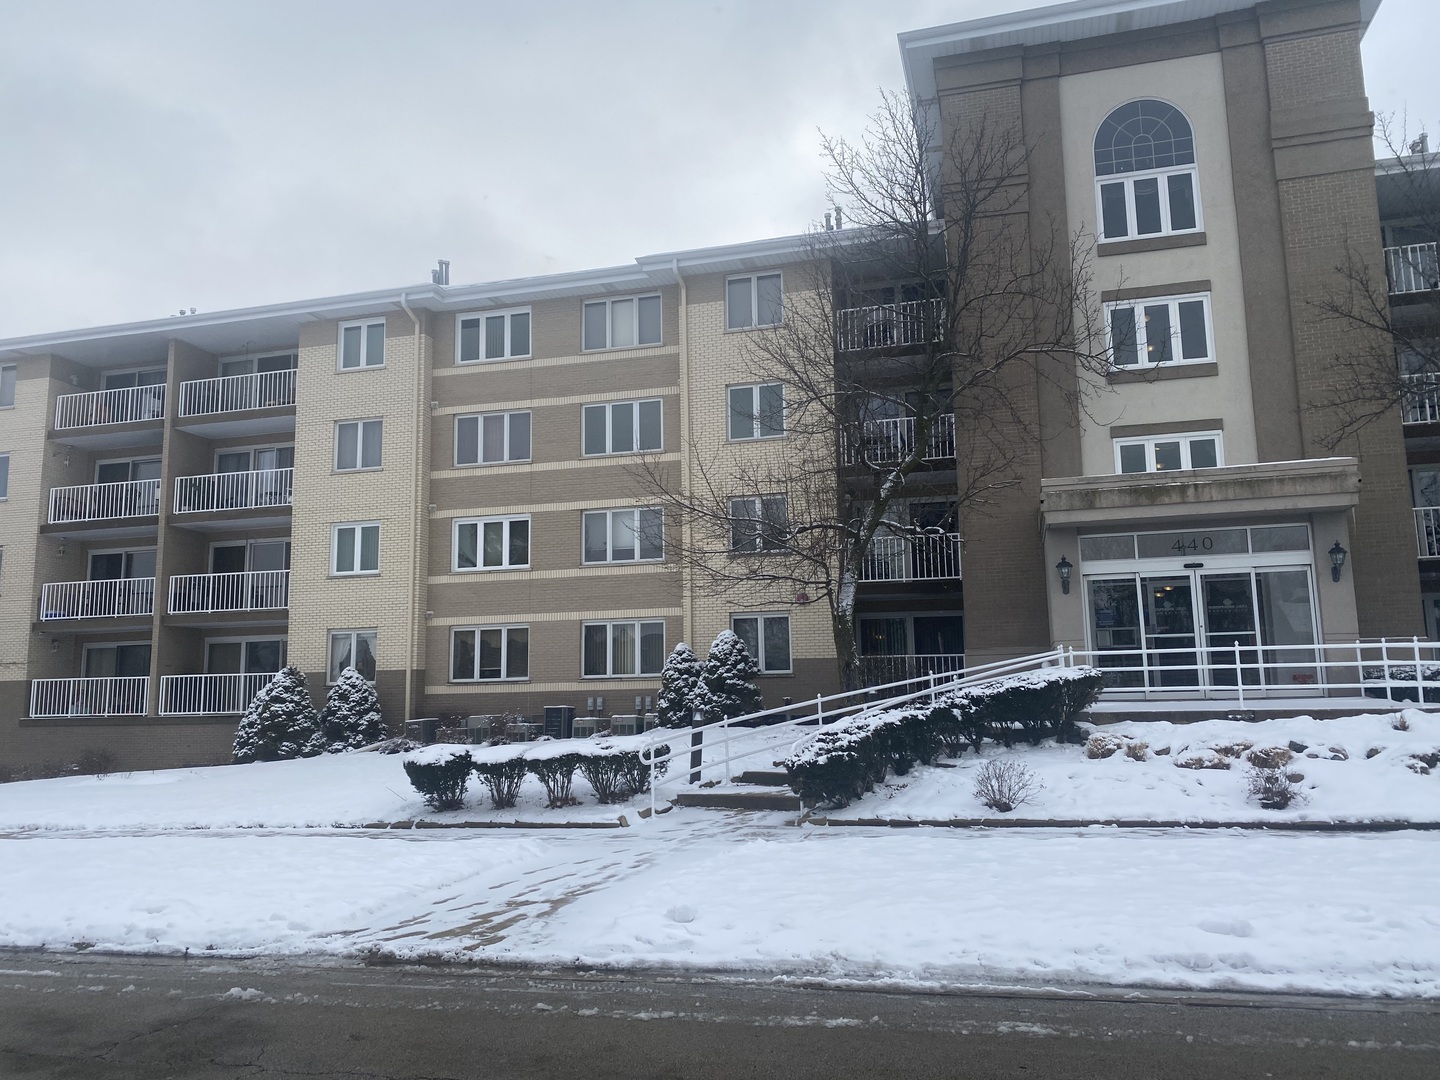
<box><xmin>674</xmin><ymin>788</ymin><xmax>802</xmax><ymax>812</ymax></box>
<box><xmin>733</xmin><ymin>769</ymin><xmax>790</xmax><ymax>786</ymax></box>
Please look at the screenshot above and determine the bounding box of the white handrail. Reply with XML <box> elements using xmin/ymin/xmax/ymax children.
<box><xmin>168</xmin><ymin>570</ymin><xmax>290</xmax><ymax>613</ymax></box>
<box><xmin>39</xmin><ymin>578</ymin><xmax>155</xmax><ymax>620</ymax></box>
<box><xmin>1416</xmin><ymin>507</ymin><xmax>1440</xmax><ymax>558</ymax></box>
<box><xmin>54</xmin><ymin>385</ymin><xmax>166</xmax><ymax>429</ymax></box>
<box><xmin>860</xmin><ymin>533</ymin><xmax>962</xmax><ymax>581</ymax></box>
<box><xmin>30</xmin><ymin>676</ymin><xmax>149</xmax><ymax>718</ymax></box>
<box><xmin>48</xmin><ymin>479</ymin><xmax>161</xmax><ymax>523</ymax></box>
<box><xmin>1402</xmin><ymin>373</ymin><xmax>1440</xmax><ymax>425</ymax></box>
<box><xmin>173</xmin><ymin>468</ymin><xmax>293</xmax><ymax>513</ymax></box>
<box><xmin>843</xmin><ymin>414</ymin><xmax>956</xmax><ymax>465</ymax></box>
<box><xmin>159</xmin><ymin>672</ymin><xmax>276</xmax><ymax>715</ymax></box>
<box><xmin>1385</xmin><ymin>242</ymin><xmax>1438</xmax><ymax>295</ymax></box>
<box><xmin>178</xmin><ymin>370</ymin><xmax>296</xmax><ymax>417</ymax></box>
<box><xmin>836</xmin><ymin>298</ymin><xmax>945</xmax><ymax>351</ymax></box>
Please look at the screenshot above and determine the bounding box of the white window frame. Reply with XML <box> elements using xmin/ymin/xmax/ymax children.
<box><xmin>725</xmin><ymin>272</ymin><xmax>783</xmax><ymax>330</ymax></box>
<box><xmin>328</xmin><ymin>628</ymin><xmax>376</xmax><ymax>684</ymax></box>
<box><xmin>456</xmin><ymin>308</ymin><xmax>532</xmax><ymax>364</ymax></box>
<box><xmin>453</xmin><ymin>515</ymin><xmax>531</xmax><ymax>572</ymax></box>
<box><xmin>1</xmin><ymin>364</ymin><xmax>15</xmax><ymax>408</ymax></box>
<box><xmin>1104</xmin><ymin>292</ymin><xmax>1214</xmax><ymax>369</ymax></box>
<box><xmin>731</xmin><ymin>613</ymin><xmax>793</xmax><ymax>674</ymax></box>
<box><xmin>1095</xmin><ymin>163</ymin><xmax>1202</xmax><ymax>242</ymax></box>
<box><xmin>338</xmin><ymin>319</ymin><xmax>386</xmax><ymax>371</ymax></box>
<box><xmin>729</xmin><ymin>495</ymin><xmax>789</xmax><ymax>553</ymax></box>
<box><xmin>581</xmin><ymin>294</ymin><xmax>663</xmax><ymax>351</ymax></box>
<box><xmin>334</xmin><ymin>419</ymin><xmax>383</xmax><ymax>472</ymax></box>
<box><xmin>454</xmin><ymin>410</ymin><xmax>531</xmax><ymax>466</ymax></box>
<box><xmin>450</xmin><ymin>625</ymin><xmax>529</xmax><ymax>682</ymax></box>
<box><xmin>581</xmin><ymin>399</ymin><xmax>663</xmax><ymax>456</ymax></box>
<box><xmin>581</xmin><ymin>619</ymin><xmax>666</xmax><ymax>678</ymax></box>
<box><xmin>1113</xmin><ymin>431</ymin><xmax>1224</xmax><ymax>474</ymax></box>
<box><xmin>582</xmin><ymin>508</ymin><xmax>664</xmax><ymax>564</ymax></box>
<box><xmin>331</xmin><ymin>522</ymin><xmax>380</xmax><ymax>576</ymax></box>
<box><xmin>727</xmin><ymin>382</ymin><xmax>785</xmax><ymax>441</ymax></box>
<box><xmin>202</xmin><ymin>635</ymin><xmax>288</xmax><ymax>674</ymax></box>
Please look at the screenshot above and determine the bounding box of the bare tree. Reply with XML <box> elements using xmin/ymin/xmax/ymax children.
<box><xmin>638</xmin><ymin>91</ymin><xmax>1106</xmax><ymax>689</ymax></box>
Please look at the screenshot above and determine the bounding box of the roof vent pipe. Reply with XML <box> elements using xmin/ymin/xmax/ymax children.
<box><xmin>1411</xmin><ymin>133</ymin><xmax>1430</xmax><ymax>156</ymax></box>
<box><xmin>432</xmin><ymin>259</ymin><xmax>450</xmax><ymax>286</ymax></box>
<box><xmin>834</xmin><ymin>206</ymin><xmax>843</xmax><ymax>230</ymax></box>
<box><xmin>824</xmin><ymin>211</ymin><xmax>833</xmax><ymax>231</ymax></box>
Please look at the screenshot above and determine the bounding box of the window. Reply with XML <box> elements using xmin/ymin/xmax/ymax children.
<box><xmin>329</xmin><ymin>630</ymin><xmax>376</xmax><ymax>683</ymax></box>
<box><xmin>582</xmin><ymin>399</ymin><xmax>662</xmax><ymax>455</ymax></box>
<box><xmin>728</xmin><ymin>383</ymin><xmax>785</xmax><ymax>440</ymax></box>
<box><xmin>102</xmin><ymin>368</ymin><xmax>166</xmax><ymax>391</ymax></box>
<box><xmin>582</xmin><ymin>620</ymin><xmax>665</xmax><ymax>677</ymax></box>
<box><xmin>1</xmin><ymin>364</ymin><xmax>15</xmax><ymax>407</ymax></box>
<box><xmin>732</xmin><ymin>614</ymin><xmax>792</xmax><ymax>674</ymax></box>
<box><xmin>335</xmin><ymin>420</ymin><xmax>382</xmax><ymax>471</ymax></box>
<box><xmin>458</xmin><ymin>308</ymin><xmax>531</xmax><ymax>363</ymax></box>
<box><xmin>451</xmin><ymin>625</ymin><xmax>529</xmax><ymax>681</ymax></box>
<box><xmin>1106</xmin><ymin>293</ymin><xmax>1212</xmax><ymax>368</ymax></box>
<box><xmin>219</xmin><ymin>353</ymin><xmax>296</xmax><ymax>378</ymax></box>
<box><xmin>726</xmin><ymin>273</ymin><xmax>783</xmax><ymax>330</ymax></box>
<box><xmin>1114</xmin><ymin>431</ymin><xmax>1222</xmax><ymax>473</ymax></box>
<box><xmin>1094</xmin><ymin>100</ymin><xmax>1200</xmax><ymax>242</ymax></box>
<box><xmin>729</xmin><ymin>496</ymin><xmax>788</xmax><ymax>552</ymax></box>
<box><xmin>0</xmin><ymin>453</ymin><xmax>7</xmax><ymax>500</ymax></box>
<box><xmin>339</xmin><ymin>320</ymin><xmax>385</xmax><ymax>370</ymax></box>
<box><xmin>583</xmin><ymin>295</ymin><xmax>662</xmax><ymax>350</ymax></box>
<box><xmin>454</xmin><ymin>516</ymin><xmax>530</xmax><ymax>571</ymax></box>
<box><xmin>455</xmin><ymin>411</ymin><xmax>531</xmax><ymax>466</ymax></box>
<box><xmin>583</xmin><ymin>508</ymin><xmax>663</xmax><ymax>563</ymax></box>
<box><xmin>332</xmin><ymin>523</ymin><xmax>380</xmax><ymax>575</ymax></box>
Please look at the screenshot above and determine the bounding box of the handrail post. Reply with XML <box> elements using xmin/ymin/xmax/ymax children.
<box><xmin>1234</xmin><ymin>639</ymin><xmax>1245</xmax><ymax>708</ymax></box>
<box><xmin>1416</xmin><ymin>636</ymin><xmax>1426</xmax><ymax>706</ymax></box>
<box><xmin>815</xmin><ymin>693</ymin><xmax>824</xmax><ymax>727</ymax></box>
<box><xmin>689</xmin><ymin>708</ymin><xmax>704</xmax><ymax>784</ymax></box>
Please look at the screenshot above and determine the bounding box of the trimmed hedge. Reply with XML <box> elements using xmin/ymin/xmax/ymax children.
<box><xmin>402</xmin><ymin>748</ymin><xmax>473</xmax><ymax>810</ymax></box>
<box><xmin>779</xmin><ymin>667</ymin><xmax>1105</xmax><ymax>809</ymax></box>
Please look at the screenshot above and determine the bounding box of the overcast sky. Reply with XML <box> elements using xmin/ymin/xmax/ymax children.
<box><xmin>0</xmin><ymin>0</ymin><xmax>1435</xmax><ymax>340</ymax></box>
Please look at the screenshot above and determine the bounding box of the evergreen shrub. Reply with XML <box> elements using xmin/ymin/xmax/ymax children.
<box><xmin>528</xmin><ymin>753</ymin><xmax>585</xmax><ymax>808</ymax></box>
<box><xmin>472</xmin><ymin>753</ymin><xmax>529</xmax><ymax>809</ymax></box>
<box><xmin>310</xmin><ymin>666</ymin><xmax>386</xmax><ymax>754</ymax></box>
<box><xmin>657</xmin><ymin>643</ymin><xmax>706</xmax><ymax>728</ymax></box>
<box><xmin>402</xmin><ymin>749</ymin><xmax>473</xmax><ymax>810</ymax></box>
<box><xmin>232</xmin><ymin>666</ymin><xmax>320</xmax><ymax>764</ymax></box>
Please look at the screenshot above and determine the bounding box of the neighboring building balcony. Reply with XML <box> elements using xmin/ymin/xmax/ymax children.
<box><xmin>1385</xmin><ymin>242</ymin><xmax>1439</xmax><ymax>295</ymax></box>
<box><xmin>159</xmin><ymin>673</ymin><xmax>273</xmax><ymax>716</ymax></box>
<box><xmin>837</xmin><ymin>298</ymin><xmax>945</xmax><ymax>352</ymax></box>
<box><xmin>173</xmin><ymin>468</ymin><xmax>293</xmax><ymax>514</ymax></box>
<box><xmin>54</xmin><ymin>385</ymin><xmax>166</xmax><ymax>431</ymax></box>
<box><xmin>168</xmin><ymin>570</ymin><xmax>289</xmax><ymax>614</ymax></box>
<box><xmin>30</xmin><ymin>676</ymin><xmax>149</xmax><ymax>718</ymax></box>
<box><xmin>859</xmin><ymin>533</ymin><xmax>962</xmax><ymax>582</ymax></box>
<box><xmin>843</xmin><ymin>414</ymin><xmax>956</xmax><ymax>466</ymax></box>
<box><xmin>858</xmin><ymin>652</ymin><xmax>965</xmax><ymax>688</ymax></box>
<box><xmin>48</xmin><ymin>479</ymin><xmax>161</xmax><ymax>524</ymax></box>
<box><xmin>1416</xmin><ymin>507</ymin><xmax>1440</xmax><ymax>558</ymax></box>
<box><xmin>39</xmin><ymin>578</ymin><xmax>155</xmax><ymax>621</ymax></box>
<box><xmin>1402</xmin><ymin>373</ymin><xmax>1440</xmax><ymax>424</ymax></box>
<box><xmin>178</xmin><ymin>370</ymin><xmax>296</xmax><ymax>418</ymax></box>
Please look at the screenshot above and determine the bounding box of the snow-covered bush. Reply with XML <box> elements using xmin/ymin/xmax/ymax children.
<box><xmin>472</xmin><ymin>753</ymin><xmax>529</xmax><ymax>809</ymax></box>
<box><xmin>657</xmin><ymin>643</ymin><xmax>706</xmax><ymax>728</ymax></box>
<box><xmin>376</xmin><ymin>737</ymin><xmax>421</xmax><ymax>755</ymax></box>
<box><xmin>1246</xmin><ymin>746</ymin><xmax>1293</xmax><ymax>769</ymax></box>
<box><xmin>1174</xmin><ymin>750</ymin><xmax>1230</xmax><ymax>770</ymax></box>
<box><xmin>1085</xmin><ymin>732</ymin><xmax>1124</xmax><ymax>759</ymax></box>
<box><xmin>528</xmin><ymin>752</ymin><xmax>584</xmax><ymax>808</ymax></box>
<box><xmin>576</xmin><ymin>739</ymin><xmax>671</xmax><ymax>803</ymax></box>
<box><xmin>700</xmin><ymin>631</ymin><xmax>762</xmax><ymax>724</ymax></box>
<box><xmin>309</xmin><ymin>666</ymin><xmax>386</xmax><ymax>754</ymax></box>
<box><xmin>1123</xmin><ymin>739</ymin><xmax>1149</xmax><ymax>762</ymax></box>
<box><xmin>779</xmin><ymin>723</ymin><xmax>876</xmax><ymax>808</ymax></box>
<box><xmin>232</xmin><ymin>666</ymin><xmax>320</xmax><ymax>764</ymax></box>
<box><xmin>1247</xmin><ymin>765</ymin><xmax>1304</xmax><ymax>809</ymax></box>
<box><xmin>402</xmin><ymin>747</ymin><xmax>473</xmax><ymax>810</ymax></box>
<box><xmin>973</xmin><ymin>758</ymin><xmax>1042</xmax><ymax>813</ymax></box>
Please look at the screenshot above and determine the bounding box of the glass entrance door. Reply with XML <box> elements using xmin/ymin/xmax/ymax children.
<box><xmin>1201</xmin><ymin>573</ymin><xmax>1260</xmax><ymax>687</ymax></box>
<box><xmin>1142</xmin><ymin>575</ymin><xmax>1199</xmax><ymax>687</ymax></box>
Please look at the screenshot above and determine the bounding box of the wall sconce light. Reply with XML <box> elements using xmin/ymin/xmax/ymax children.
<box><xmin>1329</xmin><ymin>541</ymin><xmax>1348</xmax><ymax>583</ymax></box>
<box><xmin>1056</xmin><ymin>555</ymin><xmax>1073</xmax><ymax>595</ymax></box>
<box><xmin>50</xmin><ymin>639</ymin><xmax>60</xmax><ymax>653</ymax></box>
<box><xmin>57</xmin><ymin>541</ymin><xmax>66</xmax><ymax>556</ymax></box>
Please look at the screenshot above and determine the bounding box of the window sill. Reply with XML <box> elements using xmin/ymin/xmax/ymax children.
<box><xmin>580</xmin><ymin>342</ymin><xmax>664</xmax><ymax>354</ymax></box>
<box><xmin>724</xmin><ymin>323</ymin><xmax>782</xmax><ymax>334</ymax></box>
<box><xmin>727</xmin><ymin>435</ymin><xmax>788</xmax><ymax>444</ymax></box>
<box><xmin>581</xmin><ymin>674</ymin><xmax>664</xmax><ymax>680</ymax></box>
<box><xmin>1097</xmin><ymin>232</ymin><xmax>1206</xmax><ymax>257</ymax></box>
<box><xmin>329</xmin><ymin>572</ymin><xmax>381</xmax><ymax>579</ymax></box>
<box><xmin>451</xmin><ymin>678</ymin><xmax>530</xmax><ymax>685</ymax></box>
<box><xmin>453</xmin><ymin>566</ymin><xmax>530</xmax><ymax>574</ymax></box>
<box><xmin>457</xmin><ymin>355</ymin><xmax>532</xmax><ymax>365</ymax></box>
<box><xmin>581</xmin><ymin>450</ymin><xmax>664</xmax><ymax>458</ymax></box>
<box><xmin>335</xmin><ymin>364</ymin><xmax>387</xmax><ymax>373</ymax></box>
<box><xmin>334</xmin><ymin>467</ymin><xmax>383</xmax><ymax>475</ymax></box>
<box><xmin>1108</xmin><ymin>362</ymin><xmax>1218</xmax><ymax>384</ymax></box>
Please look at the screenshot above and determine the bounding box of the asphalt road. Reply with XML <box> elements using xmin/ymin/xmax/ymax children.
<box><xmin>1</xmin><ymin>950</ymin><xmax>1437</xmax><ymax>1079</ymax></box>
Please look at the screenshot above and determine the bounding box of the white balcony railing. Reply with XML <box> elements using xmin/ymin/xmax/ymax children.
<box><xmin>30</xmin><ymin>676</ymin><xmax>149</xmax><ymax>718</ymax></box>
<box><xmin>39</xmin><ymin>578</ymin><xmax>155</xmax><ymax>620</ymax></box>
<box><xmin>178</xmin><ymin>370</ymin><xmax>297</xmax><ymax>418</ymax></box>
<box><xmin>858</xmin><ymin>653</ymin><xmax>966</xmax><ymax>687</ymax></box>
<box><xmin>860</xmin><ymin>532</ymin><xmax>962</xmax><ymax>582</ymax></box>
<box><xmin>173</xmin><ymin>468</ymin><xmax>293</xmax><ymax>514</ymax></box>
<box><xmin>1402</xmin><ymin>373</ymin><xmax>1440</xmax><ymax>424</ymax></box>
<box><xmin>1385</xmin><ymin>243</ymin><xmax>1439</xmax><ymax>295</ymax></box>
<box><xmin>844</xmin><ymin>414</ymin><xmax>956</xmax><ymax>465</ymax></box>
<box><xmin>48</xmin><ymin>479</ymin><xmax>161</xmax><ymax>524</ymax></box>
<box><xmin>159</xmin><ymin>672</ymin><xmax>275</xmax><ymax>716</ymax></box>
<box><xmin>54</xmin><ymin>385</ymin><xmax>166</xmax><ymax>429</ymax></box>
<box><xmin>837</xmin><ymin>298</ymin><xmax>945</xmax><ymax>352</ymax></box>
<box><xmin>1417</xmin><ymin>507</ymin><xmax>1440</xmax><ymax>558</ymax></box>
<box><xmin>168</xmin><ymin>570</ymin><xmax>290</xmax><ymax>614</ymax></box>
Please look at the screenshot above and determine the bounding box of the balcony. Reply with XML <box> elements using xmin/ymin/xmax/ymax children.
<box><xmin>173</xmin><ymin>468</ymin><xmax>293</xmax><ymax>514</ymax></box>
<box><xmin>48</xmin><ymin>479</ymin><xmax>161</xmax><ymax>524</ymax></box>
<box><xmin>168</xmin><ymin>570</ymin><xmax>290</xmax><ymax>614</ymax></box>
<box><xmin>1417</xmin><ymin>507</ymin><xmax>1440</xmax><ymax>558</ymax></box>
<box><xmin>39</xmin><ymin>579</ymin><xmax>155</xmax><ymax>621</ymax></box>
<box><xmin>159</xmin><ymin>672</ymin><xmax>274</xmax><ymax>716</ymax></box>
<box><xmin>1403</xmin><ymin>373</ymin><xmax>1440</xmax><ymax>424</ymax></box>
<box><xmin>837</xmin><ymin>298</ymin><xmax>945</xmax><ymax>352</ymax></box>
<box><xmin>54</xmin><ymin>385</ymin><xmax>166</xmax><ymax>430</ymax></box>
<box><xmin>178</xmin><ymin>370</ymin><xmax>296</xmax><ymax>418</ymax></box>
<box><xmin>858</xmin><ymin>653</ymin><xmax>965</xmax><ymax>688</ymax></box>
<box><xmin>30</xmin><ymin>676</ymin><xmax>149</xmax><ymax>718</ymax></box>
<box><xmin>859</xmin><ymin>532</ymin><xmax>962</xmax><ymax>582</ymax></box>
<box><xmin>844</xmin><ymin>414</ymin><xmax>956</xmax><ymax>466</ymax></box>
<box><xmin>1385</xmin><ymin>243</ymin><xmax>1439</xmax><ymax>295</ymax></box>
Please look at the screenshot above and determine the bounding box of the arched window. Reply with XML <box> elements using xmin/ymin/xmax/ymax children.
<box><xmin>1093</xmin><ymin>100</ymin><xmax>1201</xmax><ymax>242</ymax></box>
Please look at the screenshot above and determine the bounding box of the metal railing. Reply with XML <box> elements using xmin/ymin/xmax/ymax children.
<box><xmin>39</xmin><ymin>578</ymin><xmax>155</xmax><ymax>620</ymax></box>
<box><xmin>48</xmin><ymin>479</ymin><xmax>161</xmax><ymax>523</ymax></box>
<box><xmin>173</xmin><ymin>468</ymin><xmax>293</xmax><ymax>514</ymax></box>
<box><xmin>1403</xmin><ymin>373</ymin><xmax>1440</xmax><ymax>424</ymax></box>
<box><xmin>858</xmin><ymin>653</ymin><xmax>965</xmax><ymax>687</ymax></box>
<box><xmin>30</xmin><ymin>676</ymin><xmax>149</xmax><ymax>718</ymax></box>
<box><xmin>859</xmin><ymin>532</ymin><xmax>962</xmax><ymax>582</ymax></box>
<box><xmin>54</xmin><ymin>385</ymin><xmax>166</xmax><ymax>429</ymax></box>
<box><xmin>843</xmin><ymin>414</ymin><xmax>956</xmax><ymax>465</ymax></box>
<box><xmin>159</xmin><ymin>672</ymin><xmax>276</xmax><ymax>716</ymax></box>
<box><xmin>836</xmin><ymin>298</ymin><xmax>945</xmax><ymax>352</ymax></box>
<box><xmin>178</xmin><ymin>370</ymin><xmax>296</xmax><ymax>417</ymax></box>
<box><xmin>1417</xmin><ymin>507</ymin><xmax>1440</xmax><ymax>558</ymax></box>
<box><xmin>1385</xmin><ymin>242</ymin><xmax>1439</xmax><ymax>295</ymax></box>
<box><xmin>168</xmin><ymin>570</ymin><xmax>290</xmax><ymax>613</ymax></box>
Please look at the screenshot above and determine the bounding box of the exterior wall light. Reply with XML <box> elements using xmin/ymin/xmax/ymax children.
<box><xmin>1329</xmin><ymin>541</ymin><xmax>1348</xmax><ymax>583</ymax></box>
<box><xmin>1056</xmin><ymin>555</ymin><xmax>1073</xmax><ymax>595</ymax></box>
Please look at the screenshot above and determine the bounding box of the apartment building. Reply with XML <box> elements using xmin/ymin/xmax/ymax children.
<box><xmin>898</xmin><ymin>0</ymin><xmax>1423</xmax><ymax>689</ymax></box>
